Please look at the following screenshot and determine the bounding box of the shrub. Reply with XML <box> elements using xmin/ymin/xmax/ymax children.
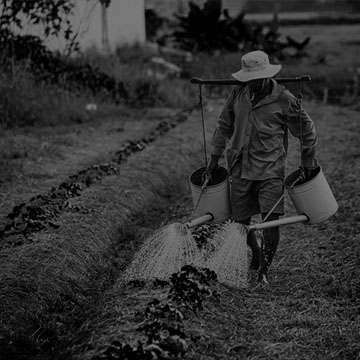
<box><xmin>85</xmin><ymin>45</ymin><xmax>196</xmax><ymax>109</ymax></box>
<box><xmin>0</xmin><ymin>63</ymin><xmax>89</xmax><ymax>128</ymax></box>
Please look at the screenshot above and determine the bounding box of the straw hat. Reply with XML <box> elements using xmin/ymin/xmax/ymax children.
<box><xmin>232</xmin><ymin>50</ymin><xmax>281</xmax><ymax>82</ymax></box>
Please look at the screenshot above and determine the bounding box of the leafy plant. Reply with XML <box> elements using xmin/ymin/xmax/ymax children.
<box><xmin>0</xmin><ymin>1</ymin><xmax>130</xmax><ymax>107</ymax></box>
<box><xmin>171</xmin><ymin>0</ymin><xmax>310</xmax><ymax>58</ymax></box>
<box><xmin>0</xmin><ymin>0</ymin><xmax>114</xmax><ymax>53</ymax></box>
<box><xmin>172</xmin><ymin>0</ymin><xmax>239</xmax><ymax>53</ymax></box>
<box><xmin>0</xmin><ymin>31</ymin><xmax>129</xmax><ymax>105</ymax></box>
<box><xmin>168</xmin><ymin>265</ymin><xmax>218</xmax><ymax>313</ymax></box>
<box><xmin>145</xmin><ymin>8</ymin><xmax>167</xmax><ymax>43</ymax></box>
<box><xmin>0</xmin><ymin>0</ymin><xmax>77</xmax><ymax>53</ymax></box>
<box><xmin>95</xmin><ymin>265</ymin><xmax>219</xmax><ymax>359</ymax></box>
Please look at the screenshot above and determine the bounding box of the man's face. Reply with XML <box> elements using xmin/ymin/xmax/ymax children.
<box><xmin>248</xmin><ymin>78</ymin><xmax>266</xmax><ymax>94</ymax></box>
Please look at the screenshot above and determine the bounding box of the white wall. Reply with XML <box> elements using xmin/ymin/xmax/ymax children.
<box><xmin>76</xmin><ymin>0</ymin><xmax>146</xmax><ymax>51</ymax></box>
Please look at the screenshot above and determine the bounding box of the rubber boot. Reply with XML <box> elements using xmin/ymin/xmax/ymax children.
<box><xmin>247</xmin><ymin>231</ymin><xmax>260</xmax><ymax>270</ymax></box>
<box><xmin>258</xmin><ymin>213</ymin><xmax>280</xmax><ymax>282</ymax></box>
<box><xmin>239</xmin><ymin>217</ymin><xmax>260</xmax><ymax>271</ymax></box>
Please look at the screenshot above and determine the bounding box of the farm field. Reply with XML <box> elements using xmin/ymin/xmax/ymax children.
<box><xmin>0</xmin><ymin>24</ymin><xmax>360</xmax><ymax>359</ymax></box>
<box><xmin>74</xmin><ymin>101</ymin><xmax>360</xmax><ymax>360</ymax></box>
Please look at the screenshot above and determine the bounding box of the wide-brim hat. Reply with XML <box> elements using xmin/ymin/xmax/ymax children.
<box><xmin>231</xmin><ymin>50</ymin><xmax>281</xmax><ymax>82</ymax></box>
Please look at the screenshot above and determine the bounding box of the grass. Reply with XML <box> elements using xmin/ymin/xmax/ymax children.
<box><xmin>0</xmin><ymin>126</ymin><xmax>77</xmax><ymax>187</ymax></box>
<box><xmin>0</xmin><ymin>63</ymin><xmax>90</xmax><ymax>129</ymax></box>
<box><xmin>84</xmin><ymin>45</ymin><xmax>198</xmax><ymax>108</ymax></box>
<box><xmin>0</xmin><ymin>45</ymin><xmax>197</xmax><ymax>187</ymax></box>
<box><xmin>0</xmin><ymin>45</ymin><xmax>197</xmax><ymax>132</ymax></box>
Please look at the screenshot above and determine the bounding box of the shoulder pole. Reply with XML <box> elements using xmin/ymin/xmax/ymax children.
<box><xmin>190</xmin><ymin>75</ymin><xmax>311</xmax><ymax>86</ymax></box>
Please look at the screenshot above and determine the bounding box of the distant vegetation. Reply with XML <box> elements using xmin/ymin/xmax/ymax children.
<box><xmin>0</xmin><ymin>0</ymin><xmax>127</xmax><ymax>128</ymax></box>
<box><xmin>242</xmin><ymin>0</ymin><xmax>360</xmax><ymax>13</ymax></box>
<box><xmin>170</xmin><ymin>1</ymin><xmax>310</xmax><ymax>57</ymax></box>
<box><xmin>0</xmin><ymin>0</ymin><xmax>358</xmax><ymax>129</ymax></box>
<box><xmin>0</xmin><ymin>1</ymin><xmax>200</xmax><ymax>128</ymax></box>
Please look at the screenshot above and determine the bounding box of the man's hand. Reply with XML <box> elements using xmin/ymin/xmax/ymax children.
<box><xmin>303</xmin><ymin>166</ymin><xmax>320</xmax><ymax>181</ymax></box>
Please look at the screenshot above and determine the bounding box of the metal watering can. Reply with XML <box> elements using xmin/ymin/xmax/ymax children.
<box><xmin>184</xmin><ymin>166</ymin><xmax>338</xmax><ymax>232</ymax></box>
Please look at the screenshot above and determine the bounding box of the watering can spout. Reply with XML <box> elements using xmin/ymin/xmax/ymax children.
<box><xmin>246</xmin><ymin>215</ymin><xmax>309</xmax><ymax>232</ymax></box>
<box><xmin>185</xmin><ymin>213</ymin><xmax>214</xmax><ymax>229</ymax></box>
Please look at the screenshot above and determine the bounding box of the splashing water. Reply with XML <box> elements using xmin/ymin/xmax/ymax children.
<box><xmin>193</xmin><ymin>221</ymin><xmax>231</xmax><ymax>263</ymax></box>
<box><xmin>206</xmin><ymin>222</ymin><xmax>248</xmax><ymax>288</ymax></box>
<box><xmin>121</xmin><ymin>223</ymin><xmax>202</xmax><ymax>283</ymax></box>
<box><xmin>121</xmin><ymin>220</ymin><xmax>249</xmax><ymax>288</ymax></box>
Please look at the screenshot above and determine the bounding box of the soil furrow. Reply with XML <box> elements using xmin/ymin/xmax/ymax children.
<box><xmin>0</xmin><ymin>110</ymin><xmax>190</xmax><ymax>249</ymax></box>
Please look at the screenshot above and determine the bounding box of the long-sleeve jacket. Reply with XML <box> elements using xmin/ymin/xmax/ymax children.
<box><xmin>211</xmin><ymin>80</ymin><xmax>318</xmax><ymax>180</ymax></box>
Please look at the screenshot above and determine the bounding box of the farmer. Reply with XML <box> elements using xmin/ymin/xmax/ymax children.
<box><xmin>207</xmin><ymin>50</ymin><xmax>319</xmax><ymax>284</ymax></box>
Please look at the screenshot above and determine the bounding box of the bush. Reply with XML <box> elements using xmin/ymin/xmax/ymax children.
<box><xmin>0</xmin><ymin>63</ymin><xmax>89</xmax><ymax>128</ymax></box>
<box><xmin>85</xmin><ymin>45</ymin><xmax>197</xmax><ymax>109</ymax></box>
<box><xmin>0</xmin><ymin>31</ymin><xmax>129</xmax><ymax>104</ymax></box>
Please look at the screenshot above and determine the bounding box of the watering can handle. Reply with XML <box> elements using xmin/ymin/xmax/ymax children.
<box><xmin>188</xmin><ymin>176</ymin><xmax>211</xmax><ymax>221</ymax></box>
<box><xmin>262</xmin><ymin>173</ymin><xmax>303</xmax><ymax>223</ymax></box>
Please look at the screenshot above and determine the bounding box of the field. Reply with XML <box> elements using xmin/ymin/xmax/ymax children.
<box><xmin>0</xmin><ymin>24</ymin><xmax>360</xmax><ymax>359</ymax></box>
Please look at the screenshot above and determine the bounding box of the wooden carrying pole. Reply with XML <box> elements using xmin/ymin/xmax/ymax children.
<box><xmin>190</xmin><ymin>75</ymin><xmax>311</xmax><ymax>86</ymax></box>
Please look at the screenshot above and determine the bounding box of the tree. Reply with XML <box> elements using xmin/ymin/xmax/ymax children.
<box><xmin>0</xmin><ymin>1</ymin><xmax>129</xmax><ymax>103</ymax></box>
<box><xmin>0</xmin><ymin>0</ymin><xmax>75</xmax><ymax>41</ymax></box>
<box><xmin>0</xmin><ymin>0</ymin><xmax>113</xmax><ymax>54</ymax></box>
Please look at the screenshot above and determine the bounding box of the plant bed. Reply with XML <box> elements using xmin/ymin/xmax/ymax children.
<box><xmin>0</xmin><ymin>105</ymin><xmax>219</xmax><ymax>359</ymax></box>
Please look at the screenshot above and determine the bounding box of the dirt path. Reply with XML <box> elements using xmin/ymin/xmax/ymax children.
<box><xmin>74</xmin><ymin>102</ymin><xmax>360</xmax><ymax>360</ymax></box>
